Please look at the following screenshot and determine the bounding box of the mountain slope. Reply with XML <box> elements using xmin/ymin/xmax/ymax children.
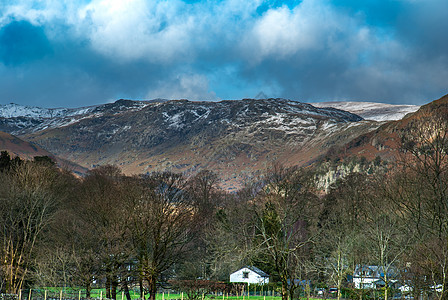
<box><xmin>324</xmin><ymin>94</ymin><xmax>448</xmax><ymax>162</ymax></box>
<box><xmin>12</xmin><ymin>98</ymin><xmax>381</xmax><ymax>189</ymax></box>
<box><xmin>0</xmin><ymin>130</ymin><xmax>54</xmax><ymax>159</ymax></box>
<box><xmin>311</xmin><ymin>101</ymin><xmax>420</xmax><ymax>121</ymax></box>
<box><xmin>0</xmin><ymin>130</ymin><xmax>88</xmax><ymax>174</ymax></box>
<box><xmin>0</xmin><ymin>100</ymin><xmax>154</xmax><ymax>135</ymax></box>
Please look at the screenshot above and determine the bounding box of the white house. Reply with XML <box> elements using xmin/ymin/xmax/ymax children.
<box><xmin>353</xmin><ymin>265</ymin><xmax>399</xmax><ymax>289</ymax></box>
<box><xmin>230</xmin><ymin>266</ymin><xmax>269</xmax><ymax>284</ymax></box>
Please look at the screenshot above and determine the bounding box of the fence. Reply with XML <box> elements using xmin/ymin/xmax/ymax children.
<box><xmin>1</xmin><ymin>289</ymin><xmax>283</xmax><ymax>300</ymax></box>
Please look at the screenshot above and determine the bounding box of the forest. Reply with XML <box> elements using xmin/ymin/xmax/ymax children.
<box><xmin>0</xmin><ymin>114</ymin><xmax>448</xmax><ymax>300</ymax></box>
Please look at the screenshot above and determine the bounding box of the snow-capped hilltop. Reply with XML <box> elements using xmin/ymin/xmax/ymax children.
<box><xmin>311</xmin><ymin>101</ymin><xmax>420</xmax><ymax>122</ymax></box>
<box><xmin>150</xmin><ymin>98</ymin><xmax>363</xmax><ymax>136</ymax></box>
<box><xmin>0</xmin><ymin>99</ymin><xmax>154</xmax><ymax>120</ymax></box>
<box><xmin>0</xmin><ymin>97</ymin><xmax>382</xmax><ymax>190</ymax></box>
<box><xmin>0</xmin><ymin>100</ymin><xmax>156</xmax><ymax>135</ymax></box>
<box><xmin>0</xmin><ymin>103</ymin><xmax>94</xmax><ymax>118</ymax></box>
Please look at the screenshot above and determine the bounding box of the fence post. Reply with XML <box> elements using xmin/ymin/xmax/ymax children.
<box><xmin>122</xmin><ymin>292</ymin><xmax>124</xmax><ymax>300</ymax></box>
<box><xmin>28</xmin><ymin>289</ymin><xmax>32</xmax><ymax>300</ymax></box>
<box><xmin>60</xmin><ymin>290</ymin><xmax>62</xmax><ymax>300</ymax></box>
<box><xmin>45</xmin><ymin>290</ymin><xmax>47</xmax><ymax>300</ymax></box>
<box><xmin>181</xmin><ymin>292</ymin><xmax>183</xmax><ymax>300</ymax></box>
<box><xmin>100</xmin><ymin>291</ymin><xmax>102</xmax><ymax>300</ymax></box>
<box><xmin>79</xmin><ymin>290</ymin><xmax>81</xmax><ymax>300</ymax></box>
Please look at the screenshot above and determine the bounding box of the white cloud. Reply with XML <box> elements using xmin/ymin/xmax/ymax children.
<box><xmin>241</xmin><ymin>1</ymin><xmax>338</xmax><ymax>62</ymax></box>
<box><xmin>147</xmin><ymin>73</ymin><xmax>217</xmax><ymax>100</ymax></box>
<box><xmin>76</xmin><ymin>0</ymin><xmax>199</xmax><ymax>62</ymax></box>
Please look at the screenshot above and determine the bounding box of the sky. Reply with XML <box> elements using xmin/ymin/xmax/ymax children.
<box><xmin>0</xmin><ymin>0</ymin><xmax>447</xmax><ymax>108</ymax></box>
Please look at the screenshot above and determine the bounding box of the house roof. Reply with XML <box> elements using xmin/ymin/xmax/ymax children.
<box><xmin>232</xmin><ymin>266</ymin><xmax>269</xmax><ymax>277</ymax></box>
<box><xmin>353</xmin><ymin>265</ymin><xmax>398</xmax><ymax>278</ymax></box>
<box><xmin>246</xmin><ymin>266</ymin><xmax>269</xmax><ymax>277</ymax></box>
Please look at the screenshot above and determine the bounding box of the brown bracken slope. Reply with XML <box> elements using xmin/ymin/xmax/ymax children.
<box><xmin>0</xmin><ymin>130</ymin><xmax>87</xmax><ymax>174</ymax></box>
<box><xmin>324</xmin><ymin>93</ymin><xmax>448</xmax><ymax>162</ymax></box>
<box><xmin>0</xmin><ymin>130</ymin><xmax>54</xmax><ymax>159</ymax></box>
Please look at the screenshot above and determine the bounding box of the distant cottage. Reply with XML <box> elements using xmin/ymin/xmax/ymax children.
<box><xmin>230</xmin><ymin>266</ymin><xmax>269</xmax><ymax>284</ymax></box>
<box><xmin>353</xmin><ymin>265</ymin><xmax>399</xmax><ymax>289</ymax></box>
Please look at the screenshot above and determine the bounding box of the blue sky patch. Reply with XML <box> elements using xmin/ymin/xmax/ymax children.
<box><xmin>0</xmin><ymin>20</ymin><xmax>52</xmax><ymax>66</ymax></box>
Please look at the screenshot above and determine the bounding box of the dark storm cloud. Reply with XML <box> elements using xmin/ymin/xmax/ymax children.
<box><xmin>235</xmin><ymin>0</ymin><xmax>448</xmax><ymax>104</ymax></box>
<box><xmin>0</xmin><ymin>0</ymin><xmax>447</xmax><ymax>108</ymax></box>
<box><xmin>0</xmin><ymin>39</ymin><xmax>178</xmax><ymax>107</ymax></box>
<box><xmin>0</xmin><ymin>26</ymin><xmax>178</xmax><ymax>107</ymax></box>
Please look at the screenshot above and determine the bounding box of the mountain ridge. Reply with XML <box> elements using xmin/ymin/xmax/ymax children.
<box><xmin>311</xmin><ymin>101</ymin><xmax>420</xmax><ymax>121</ymax></box>
<box><xmin>0</xmin><ymin>97</ymin><xmax>427</xmax><ymax>189</ymax></box>
<box><xmin>6</xmin><ymin>98</ymin><xmax>374</xmax><ymax>189</ymax></box>
<box><xmin>322</xmin><ymin>94</ymin><xmax>448</xmax><ymax>163</ymax></box>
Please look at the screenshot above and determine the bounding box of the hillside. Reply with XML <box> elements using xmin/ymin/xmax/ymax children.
<box><xmin>323</xmin><ymin>94</ymin><xmax>448</xmax><ymax>163</ymax></box>
<box><xmin>0</xmin><ymin>98</ymin><xmax>380</xmax><ymax>190</ymax></box>
<box><xmin>311</xmin><ymin>101</ymin><xmax>420</xmax><ymax>121</ymax></box>
<box><xmin>0</xmin><ymin>130</ymin><xmax>88</xmax><ymax>175</ymax></box>
<box><xmin>0</xmin><ymin>130</ymin><xmax>54</xmax><ymax>159</ymax></box>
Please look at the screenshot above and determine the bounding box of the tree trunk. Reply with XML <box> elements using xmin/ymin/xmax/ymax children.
<box><xmin>140</xmin><ymin>279</ymin><xmax>144</xmax><ymax>300</ymax></box>
<box><xmin>106</xmin><ymin>275</ymin><xmax>111</xmax><ymax>299</ymax></box>
<box><xmin>384</xmin><ymin>272</ymin><xmax>388</xmax><ymax>300</ymax></box>
<box><xmin>123</xmin><ymin>280</ymin><xmax>132</xmax><ymax>300</ymax></box>
<box><xmin>288</xmin><ymin>286</ymin><xmax>296</xmax><ymax>300</ymax></box>
<box><xmin>86</xmin><ymin>283</ymin><xmax>91</xmax><ymax>299</ymax></box>
<box><xmin>281</xmin><ymin>276</ymin><xmax>288</xmax><ymax>300</ymax></box>
<box><xmin>305</xmin><ymin>282</ymin><xmax>311</xmax><ymax>300</ymax></box>
<box><xmin>112</xmin><ymin>278</ymin><xmax>118</xmax><ymax>300</ymax></box>
<box><xmin>148</xmin><ymin>275</ymin><xmax>157</xmax><ymax>300</ymax></box>
<box><xmin>337</xmin><ymin>250</ymin><xmax>342</xmax><ymax>300</ymax></box>
<box><xmin>337</xmin><ymin>278</ymin><xmax>342</xmax><ymax>300</ymax></box>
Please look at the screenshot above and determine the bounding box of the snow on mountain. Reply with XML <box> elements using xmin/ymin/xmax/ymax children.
<box><xmin>156</xmin><ymin>99</ymin><xmax>362</xmax><ymax>137</ymax></box>
<box><xmin>0</xmin><ymin>99</ymin><xmax>152</xmax><ymax>120</ymax></box>
<box><xmin>0</xmin><ymin>98</ymin><xmax>368</xmax><ymax>140</ymax></box>
<box><xmin>0</xmin><ymin>100</ymin><xmax>153</xmax><ymax>135</ymax></box>
<box><xmin>0</xmin><ymin>103</ymin><xmax>94</xmax><ymax>118</ymax></box>
<box><xmin>311</xmin><ymin>101</ymin><xmax>420</xmax><ymax>121</ymax></box>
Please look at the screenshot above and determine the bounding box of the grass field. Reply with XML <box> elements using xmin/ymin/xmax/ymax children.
<box><xmin>24</xmin><ymin>289</ymin><xmax>287</xmax><ymax>300</ymax></box>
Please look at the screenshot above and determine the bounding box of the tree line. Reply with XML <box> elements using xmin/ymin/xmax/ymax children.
<box><xmin>0</xmin><ymin>112</ymin><xmax>447</xmax><ymax>300</ymax></box>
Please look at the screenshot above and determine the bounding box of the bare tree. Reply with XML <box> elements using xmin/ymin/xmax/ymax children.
<box><xmin>129</xmin><ymin>172</ymin><xmax>200</xmax><ymax>300</ymax></box>
<box><xmin>76</xmin><ymin>165</ymin><xmax>132</xmax><ymax>300</ymax></box>
<box><xmin>317</xmin><ymin>173</ymin><xmax>372</xmax><ymax>300</ymax></box>
<box><xmin>366</xmin><ymin>212</ymin><xmax>412</xmax><ymax>300</ymax></box>
<box><xmin>206</xmin><ymin>189</ymin><xmax>255</xmax><ymax>281</ymax></box>
<box><xmin>182</xmin><ymin>170</ymin><xmax>223</xmax><ymax>280</ymax></box>
<box><xmin>249</xmin><ymin>165</ymin><xmax>319</xmax><ymax>300</ymax></box>
<box><xmin>0</xmin><ymin>161</ymin><xmax>68</xmax><ymax>293</ymax></box>
<box><xmin>395</xmin><ymin>109</ymin><xmax>448</xmax><ymax>299</ymax></box>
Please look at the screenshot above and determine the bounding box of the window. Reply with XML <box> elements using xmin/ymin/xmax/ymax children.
<box><xmin>243</xmin><ymin>271</ymin><xmax>249</xmax><ymax>279</ymax></box>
